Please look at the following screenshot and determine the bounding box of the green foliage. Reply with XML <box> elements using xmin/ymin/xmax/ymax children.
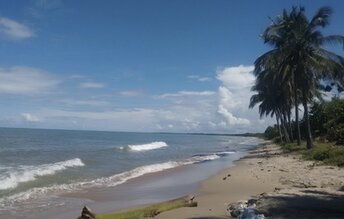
<box><xmin>302</xmin><ymin>143</ymin><xmax>344</xmax><ymax>166</ymax></box>
<box><xmin>264</xmin><ymin>126</ymin><xmax>279</xmax><ymax>140</ymax></box>
<box><xmin>281</xmin><ymin>142</ymin><xmax>306</xmax><ymax>152</ymax></box>
<box><xmin>309</xmin><ymin>98</ymin><xmax>344</xmax><ymax>143</ymax></box>
<box><xmin>323</xmin><ymin>98</ymin><xmax>344</xmax><ymax>142</ymax></box>
<box><xmin>280</xmin><ymin>141</ymin><xmax>344</xmax><ymax>166</ymax></box>
<box><xmin>309</xmin><ymin>101</ymin><xmax>327</xmax><ymax>136</ymax></box>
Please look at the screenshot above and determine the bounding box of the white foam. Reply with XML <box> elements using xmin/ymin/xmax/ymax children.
<box><xmin>217</xmin><ymin>151</ymin><xmax>236</xmax><ymax>155</ymax></box>
<box><xmin>0</xmin><ymin>158</ymin><xmax>84</xmax><ymax>190</ymax></box>
<box><xmin>0</xmin><ymin>153</ymin><xmax>223</xmax><ymax>208</ymax></box>
<box><xmin>122</xmin><ymin>141</ymin><xmax>168</xmax><ymax>151</ymax></box>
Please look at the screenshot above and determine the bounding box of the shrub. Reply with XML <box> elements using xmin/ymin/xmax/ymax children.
<box><xmin>302</xmin><ymin>143</ymin><xmax>344</xmax><ymax>166</ymax></box>
<box><xmin>264</xmin><ymin>126</ymin><xmax>279</xmax><ymax>140</ymax></box>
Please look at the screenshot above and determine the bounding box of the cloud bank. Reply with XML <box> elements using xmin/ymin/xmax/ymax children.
<box><xmin>216</xmin><ymin>65</ymin><xmax>255</xmax><ymax>127</ymax></box>
<box><xmin>0</xmin><ymin>64</ymin><xmax>273</xmax><ymax>133</ymax></box>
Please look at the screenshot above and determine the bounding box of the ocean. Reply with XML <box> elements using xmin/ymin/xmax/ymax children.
<box><xmin>0</xmin><ymin>128</ymin><xmax>263</xmax><ymax>219</ymax></box>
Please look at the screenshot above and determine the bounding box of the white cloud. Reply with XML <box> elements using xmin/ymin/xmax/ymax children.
<box><xmin>0</xmin><ymin>66</ymin><xmax>60</xmax><ymax>95</ymax></box>
<box><xmin>60</xmin><ymin>99</ymin><xmax>109</xmax><ymax>107</ymax></box>
<box><xmin>118</xmin><ymin>90</ymin><xmax>143</xmax><ymax>97</ymax></box>
<box><xmin>218</xmin><ymin>86</ymin><xmax>241</xmax><ymax>109</ymax></box>
<box><xmin>159</xmin><ymin>91</ymin><xmax>215</xmax><ymax>98</ymax></box>
<box><xmin>80</xmin><ymin>82</ymin><xmax>105</xmax><ymax>89</ymax></box>
<box><xmin>216</xmin><ymin>65</ymin><xmax>261</xmax><ymax>128</ymax></box>
<box><xmin>0</xmin><ymin>17</ymin><xmax>34</xmax><ymax>40</ymax></box>
<box><xmin>188</xmin><ymin>75</ymin><xmax>212</xmax><ymax>82</ymax></box>
<box><xmin>198</xmin><ymin>77</ymin><xmax>212</xmax><ymax>82</ymax></box>
<box><xmin>217</xmin><ymin>105</ymin><xmax>250</xmax><ymax>125</ymax></box>
<box><xmin>21</xmin><ymin>113</ymin><xmax>40</xmax><ymax>122</ymax></box>
<box><xmin>216</xmin><ymin>65</ymin><xmax>255</xmax><ymax>89</ymax></box>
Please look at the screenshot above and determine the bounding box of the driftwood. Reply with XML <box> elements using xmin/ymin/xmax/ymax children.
<box><xmin>185</xmin><ymin>195</ymin><xmax>197</xmax><ymax>207</ymax></box>
<box><xmin>78</xmin><ymin>195</ymin><xmax>197</xmax><ymax>219</ymax></box>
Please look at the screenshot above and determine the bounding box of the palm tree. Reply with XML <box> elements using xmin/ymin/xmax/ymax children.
<box><xmin>254</xmin><ymin>6</ymin><xmax>344</xmax><ymax>149</ymax></box>
<box><xmin>250</xmin><ymin>69</ymin><xmax>292</xmax><ymax>143</ymax></box>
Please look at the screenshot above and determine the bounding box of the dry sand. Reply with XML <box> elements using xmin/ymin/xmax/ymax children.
<box><xmin>155</xmin><ymin>142</ymin><xmax>344</xmax><ymax>219</ymax></box>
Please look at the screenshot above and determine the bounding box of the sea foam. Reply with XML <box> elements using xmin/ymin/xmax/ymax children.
<box><xmin>0</xmin><ymin>151</ymin><xmax>235</xmax><ymax>208</ymax></box>
<box><xmin>0</xmin><ymin>158</ymin><xmax>85</xmax><ymax>190</ymax></box>
<box><xmin>121</xmin><ymin>141</ymin><xmax>168</xmax><ymax>151</ymax></box>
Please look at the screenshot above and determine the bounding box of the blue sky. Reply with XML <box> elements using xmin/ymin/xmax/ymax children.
<box><xmin>0</xmin><ymin>0</ymin><xmax>343</xmax><ymax>133</ymax></box>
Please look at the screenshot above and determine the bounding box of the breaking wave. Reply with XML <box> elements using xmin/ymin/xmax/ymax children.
<box><xmin>0</xmin><ymin>158</ymin><xmax>85</xmax><ymax>190</ymax></box>
<box><xmin>0</xmin><ymin>151</ymin><xmax>235</xmax><ymax>208</ymax></box>
<box><xmin>120</xmin><ymin>141</ymin><xmax>168</xmax><ymax>151</ymax></box>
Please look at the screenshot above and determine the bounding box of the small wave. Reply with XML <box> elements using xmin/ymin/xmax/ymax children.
<box><xmin>0</xmin><ymin>158</ymin><xmax>85</xmax><ymax>190</ymax></box>
<box><xmin>0</xmin><ymin>153</ymin><xmax>223</xmax><ymax>208</ymax></box>
<box><xmin>120</xmin><ymin>141</ymin><xmax>168</xmax><ymax>151</ymax></box>
<box><xmin>216</xmin><ymin>151</ymin><xmax>236</xmax><ymax>157</ymax></box>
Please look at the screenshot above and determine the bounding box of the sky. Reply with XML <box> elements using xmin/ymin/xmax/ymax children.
<box><xmin>0</xmin><ymin>0</ymin><xmax>343</xmax><ymax>133</ymax></box>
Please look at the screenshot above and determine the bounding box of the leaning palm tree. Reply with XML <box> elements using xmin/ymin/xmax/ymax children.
<box><xmin>255</xmin><ymin>6</ymin><xmax>344</xmax><ymax>149</ymax></box>
<box><xmin>250</xmin><ymin>69</ymin><xmax>292</xmax><ymax>143</ymax></box>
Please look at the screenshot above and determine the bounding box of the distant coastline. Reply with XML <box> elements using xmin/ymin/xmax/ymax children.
<box><xmin>0</xmin><ymin>126</ymin><xmax>263</xmax><ymax>138</ymax></box>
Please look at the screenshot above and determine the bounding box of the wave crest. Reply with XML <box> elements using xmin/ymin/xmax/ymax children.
<box><xmin>120</xmin><ymin>141</ymin><xmax>168</xmax><ymax>151</ymax></box>
<box><xmin>0</xmin><ymin>158</ymin><xmax>84</xmax><ymax>190</ymax></box>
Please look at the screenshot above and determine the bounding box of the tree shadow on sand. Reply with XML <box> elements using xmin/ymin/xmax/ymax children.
<box><xmin>256</xmin><ymin>189</ymin><xmax>344</xmax><ymax>219</ymax></box>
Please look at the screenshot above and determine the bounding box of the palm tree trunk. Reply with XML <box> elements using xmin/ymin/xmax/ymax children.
<box><xmin>294</xmin><ymin>82</ymin><xmax>301</xmax><ymax>145</ymax></box>
<box><xmin>276</xmin><ymin>116</ymin><xmax>283</xmax><ymax>142</ymax></box>
<box><xmin>302</xmin><ymin>93</ymin><xmax>313</xmax><ymax>149</ymax></box>
<box><xmin>287</xmin><ymin>111</ymin><xmax>294</xmax><ymax>142</ymax></box>
<box><xmin>279</xmin><ymin>111</ymin><xmax>290</xmax><ymax>143</ymax></box>
<box><xmin>283</xmin><ymin>112</ymin><xmax>293</xmax><ymax>142</ymax></box>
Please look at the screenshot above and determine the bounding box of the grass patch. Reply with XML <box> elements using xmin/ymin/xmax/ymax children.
<box><xmin>302</xmin><ymin>143</ymin><xmax>344</xmax><ymax>167</ymax></box>
<box><xmin>280</xmin><ymin>142</ymin><xmax>307</xmax><ymax>152</ymax></box>
<box><xmin>92</xmin><ymin>195</ymin><xmax>197</xmax><ymax>219</ymax></box>
<box><xmin>280</xmin><ymin>141</ymin><xmax>344</xmax><ymax>167</ymax></box>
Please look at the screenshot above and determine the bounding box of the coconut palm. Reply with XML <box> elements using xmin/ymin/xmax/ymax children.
<box><xmin>250</xmin><ymin>69</ymin><xmax>292</xmax><ymax>143</ymax></box>
<box><xmin>254</xmin><ymin>6</ymin><xmax>344</xmax><ymax>149</ymax></box>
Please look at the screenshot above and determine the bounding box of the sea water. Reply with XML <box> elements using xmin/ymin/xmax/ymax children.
<box><xmin>0</xmin><ymin>128</ymin><xmax>262</xmax><ymax>218</ymax></box>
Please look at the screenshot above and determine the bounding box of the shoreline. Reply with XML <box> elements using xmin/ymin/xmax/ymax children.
<box><xmin>154</xmin><ymin>141</ymin><xmax>276</xmax><ymax>219</ymax></box>
<box><xmin>153</xmin><ymin>142</ymin><xmax>344</xmax><ymax>219</ymax></box>
<box><xmin>7</xmin><ymin>139</ymin><xmax>343</xmax><ymax>219</ymax></box>
<box><xmin>67</xmin><ymin>140</ymin><xmax>267</xmax><ymax>219</ymax></box>
<box><xmin>72</xmin><ymin>141</ymin><xmax>268</xmax><ymax>219</ymax></box>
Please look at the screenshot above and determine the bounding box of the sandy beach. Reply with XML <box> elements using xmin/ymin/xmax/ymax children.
<box><xmin>154</xmin><ymin>142</ymin><xmax>344</xmax><ymax>219</ymax></box>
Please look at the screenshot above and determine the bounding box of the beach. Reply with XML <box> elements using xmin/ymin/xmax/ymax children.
<box><xmin>1</xmin><ymin>129</ymin><xmax>343</xmax><ymax>219</ymax></box>
<box><xmin>154</xmin><ymin>142</ymin><xmax>344</xmax><ymax>219</ymax></box>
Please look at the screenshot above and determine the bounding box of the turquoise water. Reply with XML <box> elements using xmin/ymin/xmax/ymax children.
<box><xmin>0</xmin><ymin>128</ymin><xmax>261</xmax><ymax>218</ymax></box>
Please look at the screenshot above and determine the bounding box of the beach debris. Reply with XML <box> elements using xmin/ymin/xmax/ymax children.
<box><xmin>80</xmin><ymin>206</ymin><xmax>96</xmax><ymax>219</ymax></box>
<box><xmin>227</xmin><ymin>200</ymin><xmax>265</xmax><ymax>219</ymax></box>
<box><xmin>274</xmin><ymin>187</ymin><xmax>281</xmax><ymax>192</ymax></box>
<box><xmin>187</xmin><ymin>195</ymin><xmax>195</xmax><ymax>204</ymax></box>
